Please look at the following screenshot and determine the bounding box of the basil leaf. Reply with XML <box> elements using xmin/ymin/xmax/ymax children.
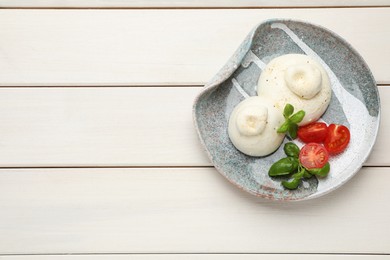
<box><xmin>288</xmin><ymin>123</ymin><xmax>298</xmax><ymax>139</ymax></box>
<box><xmin>282</xmin><ymin>178</ymin><xmax>301</xmax><ymax>190</ymax></box>
<box><xmin>277</xmin><ymin>120</ymin><xmax>290</xmax><ymax>133</ymax></box>
<box><xmin>268</xmin><ymin>157</ymin><xmax>299</xmax><ymax>177</ymax></box>
<box><xmin>283</xmin><ymin>142</ymin><xmax>300</xmax><ymax>158</ymax></box>
<box><xmin>290</xmin><ymin>110</ymin><xmax>306</xmax><ymax>124</ymax></box>
<box><xmin>283</xmin><ymin>103</ymin><xmax>294</xmax><ymax>118</ymax></box>
<box><xmin>308</xmin><ymin>162</ymin><xmax>330</xmax><ymax>178</ymax></box>
<box><xmin>303</xmin><ymin>169</ymin><xmax>313</xmax><ymax>178</ymax></box>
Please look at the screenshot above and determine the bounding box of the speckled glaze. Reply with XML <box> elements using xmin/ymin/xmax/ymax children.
<box><xmin>192</xmin><ymin>19</ymin><xmax>380</xmax><ymax>201</ymax></box>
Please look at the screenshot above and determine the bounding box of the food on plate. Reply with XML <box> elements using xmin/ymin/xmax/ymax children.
<box><xmin>299</xmin><ymin>143</ymin><xmax>329</xmax><ymax>169</ymax></box>
<box><xmin>298</xmin><ymin>122</ymin><xmax>351</xmax><ymax>154</ymax></box>
<box><xmin>226</xmin><ymin>53</ymin><xmax>350</xmax><ymax>189</ymax></box>
<box><xmin>297</xmin><ymin>122</ymin><xmax>328</xmax><ymax>143</ymax></box>
<box><xmin>324</xmin><ymin>124</ymin><xmax>351</xmax><ymax>154</ymax></box>
<box><xmin>283</xmin><ymin>141</ymin><xmax>300</xmax><ymax>158</ymax></box>
<box><xmin>228</xmin><ymin>96</ymin><xmax>285</xmax><ymax>156</ymax></box>
<box><xmin>268</xmin><ymin>157</ymin><xmax>299</xmax><ymax>177</ymax></box>
<box><xmin>307</xmin><ymin>162</ymin><xmax>330</xmax><ymax>178</ymax></box>
<box><xmin>269</xmin><ymin>121</ymin><xmax>351</xmax><ymax>189</ymax></box>
<box><xmin>269</xmin><ymin>142</ymin><xmax>300</xmax><ymax>177</ymax></box>
<box><xmin>257</xmin><ymin>54</ymin><xmax>331</xmax><ymax>125</ymax></box>
<box><xmin>277</xmin><ymin>103</ymin><xmax>305</xmax><ymax>139</ymax></box>
<box><xmin>268</xmin><ymin>142</ymin><xmax>330</xmax><ymax>190</ymax></box>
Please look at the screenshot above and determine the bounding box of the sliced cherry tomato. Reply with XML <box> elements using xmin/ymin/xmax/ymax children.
<box><xmin>324</xmin><ymin>124</ymin><xmax>351</xmax><ymax>154</ymax></box>
<box><xmin>299</xmin><ymin>143</ymin><xmax>329</xmax><ymax>169</ymax></box>
<box><xmin>297</xmin><ymin>122</ymin><xmax>328</xmax><ymax>143</ymax></box>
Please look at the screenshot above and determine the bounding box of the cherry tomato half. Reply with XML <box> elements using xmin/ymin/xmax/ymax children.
<box><xmin>297</xmin><ymin>122</ymin><xmax>328</xmax><ymax>143</ymax></box>
<box><xmin>299</xmin><ymin>143</ymin><xmax>329</xmax><ymax>169</ymax></box>
<box><xmin>324</xmin><ymin>124</ymin><xmax>351</xmax><ymax>154</ymax></box>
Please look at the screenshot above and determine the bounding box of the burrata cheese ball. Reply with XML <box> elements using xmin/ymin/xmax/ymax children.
<box><xmin>228</xmin><ymin>96</ymin><xmax>285</xmax><ymax>157</ymax></box>
<box><xmin>257</xmin><ymin>54</ymin><xmax>331</xmax><ymax>125</ymax></box>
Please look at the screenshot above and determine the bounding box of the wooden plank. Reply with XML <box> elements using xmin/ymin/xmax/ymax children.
<box><xmin>0</xmin><ymin>87</ymin><xmax>207</xmax><ymax>167</ymax></box>
<box><xmin>0</xmin><ymin>9</ymin><xmax>389</xmax><ymax>86</ymax></box>
<box><xmin>0</xmin><ymin>167</ymin><xmax>389</xmax><ymax>254</ymax></box>
<box><xmin>0</xmin><ymin>86</ymin><xmax>386</xmax><ymax>167</ymax></box>
<box><xmin>1</xmin><ymin>0</ymin><xmax>389</xmax><ymax>8</ymax></box>
<box><xmin>1</xmin><ymin>254</ymin><xmax>389</xmax><ymax>259</ymax></box>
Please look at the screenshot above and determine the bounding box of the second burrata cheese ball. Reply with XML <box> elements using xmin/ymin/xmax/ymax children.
<box><xmin>228</xmin><ymin>96</ymin><xmax>285</xmax><ymax>157</ymax></box>
<box><xmin>257</xmin><ymin>54</ymin><xmax>331</xmax><ymax>125</ymax></box>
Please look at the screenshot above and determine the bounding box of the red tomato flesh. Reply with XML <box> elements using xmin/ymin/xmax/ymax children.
<box><xmin>299</xmin><ymin>143</ymin><xmax>329</xmax><ymax>169</ymax></box>
<box><xmin>298</xmin><ymin>122</ymin><xmax>328</xmax><ymax>143</ymax></box>
<box><xmin>324</xmin><ymin>124</ymin><xmax>351</xmax><ymax>154</ymax></box>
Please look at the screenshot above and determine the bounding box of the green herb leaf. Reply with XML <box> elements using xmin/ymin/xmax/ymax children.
<box><xmin>290</xmin><ymin>110</ymin><xmax>306</xmax><ymax>124</ymax></box>
<box><xmin>283</xmin><ymin>103</ymin><xmax>294</xmax><ymax>118</ymax></box>
<box><xmin>308</xmin><ymin>162</ymin><xmax>330</xmax><ymax>178</ymax></box>
<box><xmin>268</xmin><ymin>157</ymin><xmax>299</xmax><ymax>177</ymax></box>
<box><xmin>282</xmin><ymin>178</ymin><xmax>301</xmax><ymax>190</ymax></box>
<box><xmin>303</xmin><ymin>169</ymin><xmax>313</xmax><ymax>178</ymax></box>
<box><xmin>288</xmin><ymin>123</ymin><xmax>298</xmax><ymax>139</ymax></box>
<box><xmin>283</xmin><ymin>142</ymin><xmax>300</xmax><ymax>158</ymax></box>
<box><xmin>277</xmin><ymin>120</ymin><xmax>290</xmax><ymax>133</ymax></box>
<box><xmin>277</xmin><ymin>104</ymin><xmax>305</xmax><ymax>139</ymax></box>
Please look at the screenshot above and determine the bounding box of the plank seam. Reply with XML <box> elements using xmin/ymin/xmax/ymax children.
<box><xmin>0</xmin><ymin>166</ymin><xmax>215</xmax><ymax>169</ymax></box>
<box><xmin>0</xmin><ymin>252</ymin><xmax>389</xmax><ymax>256</ymax></box>
<box><xmin>1</xmin><ymin>6</ymin><xmax>390</xmax><ymax>10</ymax></box>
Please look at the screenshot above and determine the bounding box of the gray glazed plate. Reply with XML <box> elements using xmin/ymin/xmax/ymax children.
<box><xmin>193</xmin><ymin>19</ymin><xmax>380</xmax><ymax>201</ymax></box>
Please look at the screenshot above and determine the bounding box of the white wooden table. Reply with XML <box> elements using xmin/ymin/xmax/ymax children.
<box><xmin>0</xmin><ymin>1</ymin><xmax>390</xmax><ymax>259</ymax></box>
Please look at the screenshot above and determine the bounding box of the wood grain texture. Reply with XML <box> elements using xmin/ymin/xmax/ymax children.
<box><xmin>1</xmin><ymin>255</ymin><xmax>389</xmax><ymax>259</ymax></box>
<box><xmin>0</xmin><ymin>87</ymin><xmax>207</xmax><ymax>167</ymax></box>
<box><xmin>0</xmin><ymin>5</ymin><xmax>388</xmax><ymax>259</ymax></box>
<box><xmin>0</xmin><ymin>86</ymin><xmax>385</xmax><ymax>167</ymax></box>
<box><xmin>1</xmin><ymin>0</ymin><xmax>389</xmax><ymax>8</ymax></box>
<box><xmin>0</xmin><ymin>167</ymin><xmax>389</xmax><ymax>254</ymax></box>
<box><xmin>0</xmin><ymin>8</ymin><xmax>389</xmax><ymax>86</ymax></box>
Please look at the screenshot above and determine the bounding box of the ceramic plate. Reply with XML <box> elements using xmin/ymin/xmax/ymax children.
<box><xmin>193</xmin><ymin>19</ymin><xmax>380</xmax><ymax>201</ymax></box>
